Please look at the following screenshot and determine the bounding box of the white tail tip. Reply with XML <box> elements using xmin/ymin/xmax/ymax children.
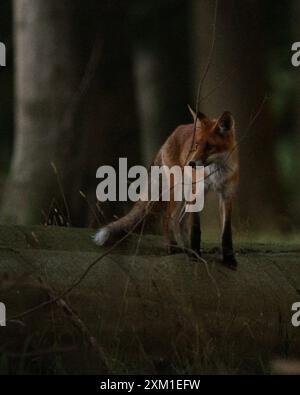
<box><xmin>93</xmin><ymin>227</ymin><xmax>111</xmax><ymax>246</ymax></box>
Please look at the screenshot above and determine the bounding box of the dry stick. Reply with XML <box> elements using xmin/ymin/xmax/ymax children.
<box><xmin>133</xmin><ymin>217</ymin><xmax>146</xmax><ymax>260</ymax></box>
<box><xmin>79</xmin><ymin>190</ymin><xmax>102</xmax><ymax>227</ymax></box>
<box><xmin>186</xmin><ymin>0</ymin><xmax>219</xmax><ymax>164</ymax></box>
<box><xmin>62</xmin><ymin>38</ymin><xmax>103</xmax><ymax>133</ymax></box>
<box><xmin>195</xmin><ymin>0</ymin><xmax>219</xmax><ymax>115</ymax></box>
<box><xmin>9</xmin><ymin>172</ymin><xmax>160</xmax><ymax>323</ymax></box>
<box><xmin>50</xmin><ymin>38</ymin><xmax>104</xmax><ymax>226</ymax></box>
<box><xmin>167</xmin><ymin>243</ymin><xmax>221</xmax><ymax>298</ymax></box>
<box><xmin>7</xmin><ymin>203</ymin><xmax>154</xmax><ymax>323</ymax></box>
<box><xmin>112</xmin><ymin>218</ymin><xmax>147</xmax><ymax>344</ymax></box>
<box><xmin>37</xmin><ymin>275</ymin><xmax>109</xmax><ymax>373</ymax></box>
<box><xmin>73</xmin><ymin>100</ymin><xmax>266</xmax><ymax>324</ymax></box>
<box><xmin>42</xmin><ymin>197</ymin><xmax>66</xmax><ymax>226</ymax></box>
<box><xmin>9</xmin><ymin>50</ymin><xmax>266</xmax><ymax>326</ymax></box>
<box><xmin>229</xmin><ymin>95</ymin><xmax>268</xmax><ymax>160</ymax></box>
<box><xmin>183</xmin><ymin>0</ymin><xmax>219</xmax><ymax>222</ymax></box>
<box><xmin>65</xmin><ymin>0</ymin><xmax>219</xmax><ymax>289</ymax></box>
<box><xmin>178</xmin><ymin>95</ymin><xmax>268</xmax><ymax>225</ymax></box>
<box><xmin>8</xmin><ymin>175</ymin><xmax>203</xmax><ymax>322</ymax></box>
<box><xmin>180</xmin><ymin>0</ymin><xmax>220</xmax><ymax>224</ymax></box>
<box><xmin>4</xmin><ymin>247</ymin><xmax>109</xmax><ymax>370</ymax></box>
<box><xmin>8</xmin><ymin>95</ymin><xmax>267</xmax><ymax>324</ymax></box>
<box><xmin>199</xmin><ymin>65</ymin><xmax>238</xmax><ymax>104</ymax></box>
<box><xmin>51</xmin><ymin>163</ymin><xmax>71</xmax><ymax>226</ymax></box>
<box><xmin>8</xmin><ymin>4</ymin><xmax>218</xmax><ymax>323</ymax></box>
<box><xmin>178</xmin><ymin>0</ymin><xmax>219</xmax><ymax>231</ymax></box>
<box><xmin>8</xmin><ymin>94</ymin><xmax>263</xmax><ymax>321</ymax></box>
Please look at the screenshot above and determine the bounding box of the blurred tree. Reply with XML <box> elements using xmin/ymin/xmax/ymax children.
<box><xmin>291</xmin><ymin>0</ymin><xmax>300</xmax><ymax>228</ymax></box>
<box><xmin>130</xmin><ymin>0</ymin><xmax>190</xmax><ymax>165</ymax></box>
<box><xmin>0</xmin><ymin>1</ymin><xmax>13</xmax><ymax>176</ymax></box>
<box><xmin>191</xmin><ymin>0</ymin><xmax>289</xmax><ymax>231</ymax></box>
<box><xmin>1</xmin><ymin>0</ymin><xmax>140</xmax><ymax>226</ymax></box>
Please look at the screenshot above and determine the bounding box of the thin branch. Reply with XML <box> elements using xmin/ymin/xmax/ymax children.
<box><xmin>167</xmin><ymin>242</ymin><xmax>221</xmax><ymax>298</ymax></box>
<box><xmin>8</xmin><ymin>95</ymin><xmax>267</xmax><ymax>324</ymax></box>
<box><xmin>178</xmin><ymin>95</ymin><xmax>268</xmax><ymax>223</ymax></box>
<box><xmin>7</xmin><ymin>204</ymin><xmax>153</xmax><ymax>323</ymax></box>
<box><xmin>51</xmin><ymin>163</ymin><xmax>71</xmax><ymax>226</ymax></box>
<box><xmin>79</xmin><ymin>190</ymin><xmax>102</xmax><ymax>227</ymax></box>
<box><xmin>199</xmin><ymin>65</ymin><xmax>238</xmax><ymax>105</ymax></box>
<box><xmin>195</xmin><ymin>0</ymin><xmax>219</xmax><ymax>115</ymax></box>
<box><xmin>186</xmin><ymin>0</ymin><xmax>219</xmax><ymax>164</ymax></box>
<box><xmin>38</xmin><ymin>275</ymin><xmax>109</xmax><ymax>373</ymax></box>
<box><xmin>62</xmin><ymin>38</ymin><xmax>103</xmax><ymax>132</ymax></box>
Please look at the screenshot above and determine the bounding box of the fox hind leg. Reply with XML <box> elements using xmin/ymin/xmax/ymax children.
<box><xmin>190</xmin><ymin>212</ymin><xmax>202</xmax><ymax>257</ymax></box>
<box><xmin>163</xmin><ymin>201</ymin><xmax>181</xmax><ymax>254</ymax></box>
<box><xmin>219</xmin><ymin>196</ymin><xmax>237</xmax><ymax>270</ymax></box>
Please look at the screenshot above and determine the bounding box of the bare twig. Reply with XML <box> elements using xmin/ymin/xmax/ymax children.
<box><xmin>79</xmin><ymin>190</ymin><xmax>102</xmax><ymax>226</ymax></box>
<box><xmin>51</xmin><ymin>162</ymin><xmax>71</xmax><ymax>226</ymax></box>
<box><xmin>178</xmin><ymin>95</ymin><xmax>268</xmax><ymax>223</ymax></box>
<box><xmin>195</xmin><ymin>0</ymin><xmax>219</xmax><ymax>116</ymax></box>
<box><xmin>62</xmin><ymin>38</ymin><xmax>103</xmax><ymax>132</ymax></box>
<box><xmin>8</xmin><ymin>1</ymin><xmax>266</xmax><ymax>332</ymax></box>
<box><xmin>7</xmin><ymin>94</ymin><xmax>265</xmax><ymax>322</ymax></box>
<box><xmin>199</xmin><ymin>65</ymin><xmax>238</xmax><ymax>105</ymax></box>
<box><xmin>167</xmin><ymin>243</ymin><xmax>221</xmax><ymax>298</ymax></box>
<box><xmin>7</xmin><ymin>203</ymin><xmax>153</xmax><ymax>323</ymax></box>
<box><xmin>47</xmin><ymin>37</ymin><xmax>104</xmax><ymax>227</ymax></box>
<box><xmin>7</xmin><ymin>90</ymin><xmax>265</xmax><ymax>323</ymax></box>
<box><xmin>186</xmin><ymin>0</ymin><xmax>219</xmax><ymax>164</ymax></box>
<box><xmin>37</xmin><ymin>275</ymin><xmax>109</xmax><ymax>372</ymax></box>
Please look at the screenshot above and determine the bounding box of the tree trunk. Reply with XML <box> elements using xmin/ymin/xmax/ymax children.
<box><xmin>1</xmin><ymin>0</ymin><xmax>140</xmax><ymax>227</ymax></box>
<box><xmin>291</xmin><ymin>1</ymin><xmax>300</xmax><ymax>228</ymax></box>
<box><xmin>132</xmin><ymin>0</ymin><xmax>190</xmax><ymax>165</ymax></box>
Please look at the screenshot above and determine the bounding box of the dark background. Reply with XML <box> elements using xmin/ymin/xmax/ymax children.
<box><xmin>0</xmin><ymin>0</ymin><xmax>299</xmax><ymax>240</ymax></box>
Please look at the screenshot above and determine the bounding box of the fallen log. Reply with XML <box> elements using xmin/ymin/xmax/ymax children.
<box><xmin>0</xmin><ymin>225</ymin><xmax>300</xmax><ymax>374</ymax></box>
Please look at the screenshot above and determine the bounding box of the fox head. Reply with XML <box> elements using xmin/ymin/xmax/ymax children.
<box><xmin>188</xmin><ymin>106</ymin><xmax>237</xmax><ymax>167</ymax></box>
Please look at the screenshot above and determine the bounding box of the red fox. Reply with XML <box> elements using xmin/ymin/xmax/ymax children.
<box><xmin>94</xmin><ymin>108</ymin><xmax>239</xmax><ymax>269</ymax></box>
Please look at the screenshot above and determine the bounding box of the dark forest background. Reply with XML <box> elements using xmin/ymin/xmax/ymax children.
<box><xmin>0</xmin><ymin>0</ymin><xmax>300</xmax><ymax>239</ymax></box>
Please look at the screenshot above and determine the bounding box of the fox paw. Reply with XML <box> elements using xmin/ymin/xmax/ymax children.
<box><xmin>167</xmin><ymin>244</ymin><xmax>182</xmax><ymax>255</ymax></box>
<box><xmin>222</xmin><ymin>255</ymin><xmax>238</xmax><ymax>271</ymax></box>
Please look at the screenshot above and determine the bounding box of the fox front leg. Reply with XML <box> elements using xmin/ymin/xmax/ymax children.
<box><xmin>219</xmin><ymin>196</ymin><xmax>238</xmax><ymax>270</ymax></box>
<box><xmin>190</xmin><ymin>212</ymin><xmax>201</xmax><ymax>257</ymax></box>
<box><xmin>163</xmin><ymin>201</ymin><xmax>180</xmax><ymax>254</ymax></box>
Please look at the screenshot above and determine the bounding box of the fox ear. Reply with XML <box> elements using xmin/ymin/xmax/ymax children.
<box><xmin>218</xmin><ymin>111</ymin><xmax>235</xmax><ymax>134</ymax></box>
<box><xmin>187</xmin><ymin>104</ymin><xmax>207</xmax><ymax>125</ymax></box>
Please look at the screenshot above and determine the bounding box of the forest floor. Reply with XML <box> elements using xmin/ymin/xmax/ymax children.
<box><xmin>0</xmin><ymin>225</ymin><xmax>300</xmax><ymax>374</ymax></box>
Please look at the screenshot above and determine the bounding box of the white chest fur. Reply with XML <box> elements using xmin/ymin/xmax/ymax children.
<box><xmin>205</xmin><ymin>164</ymin><xmax>227</xmax><ymax>193</ymax></box>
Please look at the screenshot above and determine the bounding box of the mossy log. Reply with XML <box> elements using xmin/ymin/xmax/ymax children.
<box><xmin>0</xmin><ymin>225</ymin><xmax>300</xmax><ymax>373</ymax></box>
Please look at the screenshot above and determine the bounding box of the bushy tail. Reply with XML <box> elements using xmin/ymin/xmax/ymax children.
<box><xmin>93</xmin><ymin>201</ymin><xmax>149</xmax><ymax>246</ymax></box>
